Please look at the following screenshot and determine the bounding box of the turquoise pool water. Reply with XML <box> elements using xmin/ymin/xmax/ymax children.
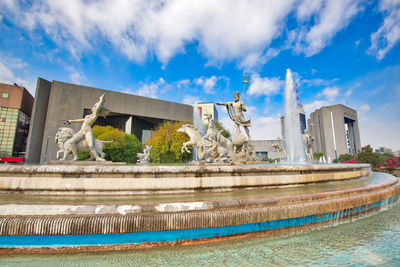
<box><xmin>1</xmin><ymin>201</ymin><xmax>400</xmax><ymax>266</ymax></box>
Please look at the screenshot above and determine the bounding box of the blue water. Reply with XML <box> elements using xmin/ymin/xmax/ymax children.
<box><xmin>1</xmin><ymin>201</ymin><xmax>400</xmax><ymax>266</ymax></box>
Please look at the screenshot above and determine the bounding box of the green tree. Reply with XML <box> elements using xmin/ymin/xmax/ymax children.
<box><xmin>313</xmin><ymin>152</ymin><xmax>325</xmax><ymax>161</ymax></box>
<box><xmin>214</xmin><ymin>121</ymin><xmax>231</xmax><ymax>139</ymax></box>
<box><xmin>147</xmin><ymin>121</ymin><xmax>191</xmax><ymax>163</ymax></box>
<box><xmin>89</xmin><ymin>125</ymin><xmax>142</xmax><ymax>162</ymax></box>
<box><xmin>356</xmin><ymin>145</ymin><xmax>384</xmax><ymax>167</ymax></box>
<box><xmin>336</xmin><ymin>153</ymin><xmax>355</xmax><ymax>163</ymax></box>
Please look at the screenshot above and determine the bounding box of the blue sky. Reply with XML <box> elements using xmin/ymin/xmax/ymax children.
<box><xmin>0</xmin><ymin>0</ymin><xmax>399</xmax><ymax>151</ymax></box>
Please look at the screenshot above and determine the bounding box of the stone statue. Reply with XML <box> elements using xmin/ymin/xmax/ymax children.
<box><xmin>177</xmin><ymin>75</ymin><xmax>258</xmax><ymax>163</ymax></box>
<box><xmin>216</xmin><ymin>75</ymin><xmax>255</xmax><ymax>163</ymax></box>
<box><xmin>217</xmin><ymin>92</ymin><xmax>251</xmax><ymax>140</ymax></box>
<box><xmin>303</xmin><ymin>129</ymin><xmax>315</xmax><ymax>162</ymax></box>
<box><xmin>64</xmin><ymin>93</ymin><xmax>110</xmax><ymax>161</ymax></box>
<box><xmin>177</xmin><ymin>116</ymin><xmax>233</xmax><ymax>163</ymax></box>
<box><xmin>203</xmin><ymin>114</ymin><xmax>233</xmax><ymax>162</ymax></box>
<box><xmin>55</xmin><ymin>127</ymin><xmax>112</xmax><ymax>161</ymax></box>
<box><xmin>137</xmin><ymin>145</ymin><xmax>152</xmax><ymax>164</ymax></box>
<box><xmin>272</xmin><ymin>138</ymin><xmax>287</xmax><ymax>162</ymax></box>
<box><xmin>178</xmin><ymin>124</ymin><xmax>206</xmax><ymax>156</ymax></box>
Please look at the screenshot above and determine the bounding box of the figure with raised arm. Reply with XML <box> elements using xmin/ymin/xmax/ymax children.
<box><xmin>217</xmin><ymin>92</ymin><xmax>251</xmax><ymax>140</ymax></box>
<box><xmin>64</xmin><ymin>93</ymin><xmax>109</xmax><ymax>161</ymax></box>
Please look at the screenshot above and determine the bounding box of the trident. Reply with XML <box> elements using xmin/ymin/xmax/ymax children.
<box><xmin>240</xmin><ymin>74</ymin><xmax>252</xmax><ymax>101</ymax></box>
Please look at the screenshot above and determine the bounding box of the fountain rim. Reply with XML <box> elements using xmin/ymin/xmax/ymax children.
<box><xmin>0</xmin><ymin>163</ymin><xmax>371</xmax><ymax>174</ymax></box>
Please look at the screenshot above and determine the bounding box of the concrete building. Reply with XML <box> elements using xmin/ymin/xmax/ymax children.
<box><xmin>253</xmin><ymin>139</ymin><xmax>283</xmax><ymax>161</ymax></box>
<box><xmin>26</xmin><ymin>78</ymin><xmax>193</xmax><ymax>163</ymax></box>
<box><xmin>375</xmin><ymin>147</ymin><xmax>393</xmax><ymax>154</ymax></box>
<box><xmin>308</xmin><ymin>104</ymin><xmax>361</xmax><ymax>160</ymax></box>
<box><xmin>0</xmin><ymin>83</ymin><xmax>33</xmax><ymax>157</ymax></box>
<box><xmin>197</xmin><ymin>102</ymin><xmax>218</xmax><ymax>124</ymax></box>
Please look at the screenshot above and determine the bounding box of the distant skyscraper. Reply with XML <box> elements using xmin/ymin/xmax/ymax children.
<box><xmin>281</xmin><ymin>84</ymin><xmax>306</xmax><ymax>139</ymax></box>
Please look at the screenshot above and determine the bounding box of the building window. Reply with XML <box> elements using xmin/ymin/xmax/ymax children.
<box><xmin>1</xmin><ymin>93</ymin><xmax>9</xmax><ymax>99</ymax></box>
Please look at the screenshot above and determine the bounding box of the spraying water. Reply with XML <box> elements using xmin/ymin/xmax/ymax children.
<box><xmin>193</xmin><ymin>103</ymin><xmax>206</xmax><ymax>136</ymax></box>
<box><xmin>284</xmin><ymin>69</ymin><xmax>307</xmax><ymax>163</ymax></box>
<box><xmin>193</xmin><ymin>103</ymin><xmax>206</xmax><ymax>161</ymax></box>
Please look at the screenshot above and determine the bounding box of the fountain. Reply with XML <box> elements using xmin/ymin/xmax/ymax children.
<box><xmin>0</xmin><ymin>76</ymin><xmax>399</xmax><ymax>255</ymax></box>
<box><xmin>283</xmin><ymin>69</ymin><xmax>307</xmax><ymax>163</ymax></box>
<box><xmin>192</xmin><ymin>103</ymin><xmax>206</xmax><ymax>162</ymax></box>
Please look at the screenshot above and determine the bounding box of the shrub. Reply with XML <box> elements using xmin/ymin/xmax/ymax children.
<box><xmin>147</xmin><ymin>121</ymin><xmax>191</xmax><ymax>163</ymax></box>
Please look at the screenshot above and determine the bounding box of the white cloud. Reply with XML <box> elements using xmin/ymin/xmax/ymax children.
<box><xmin>248</xmin><ymin>74</ymin><xmax>283</xmax><ymax>96</ymax></box>
<box><xmin>368</xmin><ymin>0</ymin><xmax>400</xmax><ymax>60</ymax></box>
<box><xmin>0</xmin><ymin>56</ymin><xmax>36</xmax><ymax>95</ymax></box>
<box><xmin>65</xmin><ymin>66</ymin><xmax>87</xmax><ymax>84</ymax></box>
<box><xmin>301</xmin><ymin>77</ymin><xmax>338</xmax><ymax>87</ymax></box>
<box><xmin>359</xmin><ymin>104</ymin><xmax>370</xmax><ymax>112</ymax></box>
<box><xmin>239</xmin><ymin>48</ymin><xmax>280</xmax><ymax>71</ymax></box>
<box><xmin>320</xmin><ymin>86</ymin><xmax>340</xmax><ymax>101</ymax></box>
<box><xmin>290</xmin><ymin>0</ymin><xmax>364</xmax><ymax>56</ymax></box>
<box><xmin>135</xmin><ymin>78</ymin><xmax>165</xmax><ymax>98</ymax></box>
<box><xmin>195</xmin><ymin>76</ymin><xmax>218</xmax><ymax>94</ymax></box>
<box><xmin>303</xmin><ymin>100</ymin><xmax>330</xmax><ymax>115</ymax></box>
<box><xmin>183</xmin><ymin>95</ymin><xmax>202</xmax><ymax>105</ymax></box>
<box><xmin>0</xmin><ymin>0</ymin><xmax>292</xmax><ymax>69</ymax></box>
<box><xmin>176</xmin><ymin>79</ymin><xmax>190</xmax><ymax>88</ymax></box>
<box><xmin>252</xmin><ymin>116</ymin><xmax>282</xmax><ymax>140</ymax></box>
<box><xmin>0</xmin><ymin>62</ymin><xmax>14</xmax><ymax>82</ymax></box>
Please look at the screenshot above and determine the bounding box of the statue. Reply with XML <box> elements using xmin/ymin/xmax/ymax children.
<box><xmin>55</xmin><ymin>127</ymin><xmax>112</xmax><ymax>161</ymax></box>
<box><xmin>177</xmin><ymin>115</ymin><xmax>233</xmax><ymax>163</ymax></box>
<box><xmin>303</xmin><ymin>128</ymin><xmax>315</xmax><ymax>162</ymax></box>
<box><xmin>217</xmin><ymin>74</ymin><xmax>255</xmax><ymax>162</ymax></box>
<box><xmin>137</xmin><ymin>145</ymin><xmax>152</xmax><ymax>164</ymax></box>
<box><xmin>272</xmin><ymin>138</ymin><xmax>287</xmax><ymax>162</ymax></box>
<box><xmin>63</xmin><ymin>93</ymin><xmax>110</xmax><ymax>161</ymax></box>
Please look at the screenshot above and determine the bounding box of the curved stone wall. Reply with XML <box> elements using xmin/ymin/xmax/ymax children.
<box><xmin>0</xmin><ymin>164</ymin><xmax>371</xmax><ymax>195</ymax></box>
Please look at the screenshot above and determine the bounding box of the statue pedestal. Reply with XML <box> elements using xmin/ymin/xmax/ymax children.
<box><xmin>45</xmin><ymin>161</ymin><xmax>126</xmax><ymax>166</ymax></box>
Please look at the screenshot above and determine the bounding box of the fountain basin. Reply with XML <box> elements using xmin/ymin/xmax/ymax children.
<box><xmin>0</xmin><ymin>164</ymin><xmax>370</xmax><ymax>195</ymax></box>
<box><xmin>0</xmin><ymin>164</ymin><xmax>398</xmax><ymax>253</ymax></box>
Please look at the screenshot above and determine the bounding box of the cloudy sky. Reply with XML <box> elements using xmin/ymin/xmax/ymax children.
<box><xmin>1</xmin><ymin>0</ymin><xmax>399</xmax><ymax>151</ymax></box>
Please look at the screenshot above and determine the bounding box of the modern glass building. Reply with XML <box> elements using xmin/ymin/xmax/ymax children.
<box><xmin>0</xmin><ymin>83</ymin><xmax>33</xmax><ymax>157</ymax></box>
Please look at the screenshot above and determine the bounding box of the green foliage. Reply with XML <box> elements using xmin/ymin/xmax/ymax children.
<box><xmin>336</xmin><ymin>153</ymin><xmax>355</xmax><ymax>163</ymax></box>
<box><xmin>93</xmin><ymin>125</ymin><xmax>127</xmax><ymax>149</ymax></box>
<box><xmin>78</xmin><ymin>152</ymin><xmax>90</xmax><ymax>160</ymax></box>
<box><xmin>313</xmin><ymin>152</ymin><xmax>325</xmax><ymax>160</ymax></box>
<box><xmin>214</xmin><ymin>121</ymin><xmax>231</xmax><ymax>139</ymax></box>
<box><xmin>386</xmin><ymin>167</ymin><xmax>395</xmax><ymax>172</ymax></box>
<box><xmin>147</xmin><ymin>121</ymin><xmax>191</xmax><ymax>163</ymax></box>
<box><xmin>356</xmin><ymin>145</ymin><xmax>384</xmax><ymax>167</ymax></box>
<box><xmin>92</xmin><ymin>125</ymin><xmax>141</xmax><ymax>162</ymax></box>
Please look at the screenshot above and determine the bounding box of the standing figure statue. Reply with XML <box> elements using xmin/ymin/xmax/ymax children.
<box><xmin>303</xmin><ymin>129</ymin><xmax>315</xmax><ymax>162</ymax></box>
<box><xmin>272</xmin><ymin>138</ymin><xmax>287</xmax><ymax>162</ymax></box>
<box><xmin>217</xmin><ymin>74</ymin><xmax>255</xmax><ymax>162</ymax></box>
<box><xmin>64</xmin><ymin>93</ymin><xmax>109</xmax><ymax>161</ymax></box>
<box><xmin>217</xmin><ymin>92</ymin><xmax>251</xmax><ymax>141</ymax></box>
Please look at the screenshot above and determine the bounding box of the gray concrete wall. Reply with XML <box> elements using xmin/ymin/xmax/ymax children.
<box><xmin>308</xmin><ymin>104</ymin><xmax>361</xmax><ymax>161</ymax></box>
<box><xmin>253</xmin><ymin>139</ymin><xmax>282</xmax><ymax>160</ymax></box>
<box><xmin>28</xmin><ymin>80</ymin><xmax>193</xmax><ymax>163</ymax></box>
<box><xmin>25</xmin><ymin>78</ymin><xmax>52</xmax><ymax>163</ymax></box>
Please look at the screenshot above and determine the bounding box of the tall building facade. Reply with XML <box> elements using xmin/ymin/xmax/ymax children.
<box><xmin>197</xmin><ymin>102</ymin><xmax>218</xmax><ymax>124</ymax></box>
<box><xmin>280</xmin><ymin>103</ymin><xmax>307</xmax><ymax>140</ymax></box>
<box><xmin>26</xmin><ymin>78</ymin><xmax>193</xmax><ymax>163</ymax></box>
<box><xmin>308</xmin><ymin>104</ymin><xmax>361</xmax><ymax>160</ymax></box>
<box><xmin>0</xmin><ymin>83</ymin><xmax>34</xmax><ymax>157</ymax></box>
